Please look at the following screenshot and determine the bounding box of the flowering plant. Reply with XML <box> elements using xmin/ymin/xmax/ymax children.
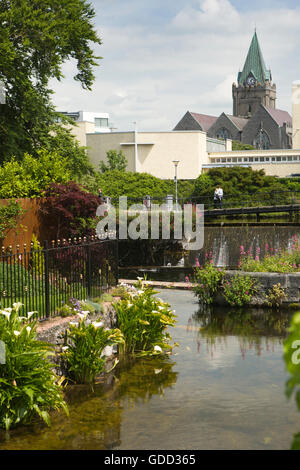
<box><xmin>222</xmin><ymin>275</ymin><xmax>257</xmax><ymax>307</ymax></box>
<box><xmin>0</xmin><ymin>303</ymin><xmax>68</xmax><ymax>430</ymax></box>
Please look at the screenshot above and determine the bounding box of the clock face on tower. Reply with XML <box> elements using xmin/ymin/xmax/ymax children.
<box><xmin>247</xmin><ymin>76</ymin><xmax>256</xmax><ymax>86</ymax></box>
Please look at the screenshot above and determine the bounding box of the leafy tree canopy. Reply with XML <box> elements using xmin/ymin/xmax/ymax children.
<box><xmin>232</xmin><ymin>141</ymin><xmax>255</xmax><ymax>151</ymax></box>
<box><xmin>0</xmin><ymin>0</ymin><xmax>101</xmax><ymax>162</ymax></box>
<box><xmin>0</xmin><ymin>150</ymin><xmax>72</xmax><ymax>198</ymax></box>
<box><xmin>83</xmin><ymin>170</ymin><xmax>195</xmax><ymax>200</ymax></box>
<box><xmin>99</xmin><ymin>150</ymin><xmax>128</xmax><ymax>173</ymax></box>
<box><xmin>193</xmin><ymin>167</ymin><xmax>285</xmax><ymax>198</ymax></box>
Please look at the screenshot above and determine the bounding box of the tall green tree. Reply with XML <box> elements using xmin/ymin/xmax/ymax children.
<box><xmin>0</xmin><ymin>0</ymin><xmax>101</xmax><ymax>163</ymax></box>
<box><xmin>99</xmin><ymin>150</ymin><xmax>128</xmax><ymax>173</ymax></box>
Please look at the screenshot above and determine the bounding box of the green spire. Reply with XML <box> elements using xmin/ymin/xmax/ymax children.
<box><xmin>238</xmin><ymin>32</ymin><xmax>271</xmax><ymax>86</ymax></box>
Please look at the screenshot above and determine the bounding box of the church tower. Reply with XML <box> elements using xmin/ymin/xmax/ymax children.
<box><xmin>232</xmin><ymin>32</ymin><xmax>276</xmax><ymax>118</ymax></box>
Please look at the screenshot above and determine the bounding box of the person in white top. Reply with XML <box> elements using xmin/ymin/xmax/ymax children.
<box><xmin>214</xmin><ymin>187</ymin><xmax>223</xmax><ymax>209</ymax></box>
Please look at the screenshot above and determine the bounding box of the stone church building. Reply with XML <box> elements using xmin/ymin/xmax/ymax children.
<box><xmin>174</xmin><ymin>32</ymin><xmax>292</xmax><ymax>150</ymax></box>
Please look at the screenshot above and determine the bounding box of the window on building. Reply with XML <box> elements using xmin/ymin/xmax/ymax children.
<box><xmin>255</xmin><ymin>157</ymin><xmax>259</xmax><ymax>162</ymax></box>
<box><xmin>282</xmin><ymin>157</ymin><xmax>287</xmax><ymax>162</ymax></box>
<box><xmin>244</xmin><ymin>158</ymin><xmax>249</xmax><ymax>162</ymax></box>
<box><xmin>288</xmin><ymin>156</ymin><xmax>293</xmax><ymax>161</ymax></box>
<box><xmin>272</xmin><ymin>157</ymin><xmax>276</xmax><ymax>162</ymax></box>
<box><xmin>276</xmin><ymin>157</ymin><xmax>281</xmax><ymax>162</ymax></box>
<box><xmin>216</xmin><ymin>128</ymin><xmax>233</xmax><ymax>140</ymax></box>
<box><xmin>249</xmin><ymin>157</ymin><xmax>253</xmax><ymax>162</ymax></box>
<box><xmin>260</xmin><ymin>157</ymin><xmax>264</xmax><ymax>162</ymax></box>
<box><xmin>254</xmin><ymin>129</ymin><xmax>271</xmax><ymax>150</ymax></box>
<box><xmin>265</xmin><ymin>157</ymin><xmax>270</xmax><ymax>162</ymax></box>
<box><xmin>95</xmin><ymin>118</ymin><xmax>109</xmax><ymax>128</ymax></box>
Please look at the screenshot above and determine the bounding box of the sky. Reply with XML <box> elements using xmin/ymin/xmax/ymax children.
<box><xmin>51</xmin><ymin>0</ymin><xmax>300</xmax><ymax>132</ymax></box>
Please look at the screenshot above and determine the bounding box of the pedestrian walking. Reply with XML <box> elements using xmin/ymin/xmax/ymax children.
<box><xmin>214</xmin><ymin>186</ymin><xmax>223</xmax><ymax>209</ymax></box>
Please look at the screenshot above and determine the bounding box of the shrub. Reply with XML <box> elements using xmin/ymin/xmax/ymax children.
<box><xmin>41</xmin><ymin>182</ymin><xmax>99</xmax><ymax>239</ymax></box>
<box><xmin>0</xmin><ymin>303</ymin><xmax>68</xmax><ymax>430</ymax></box>
<box><xmin>265</xmin><ymin>283</ymin><xmax>287</xmax><ymax>309</ymax></box>
<box><xmin>0</xmin><ymin>200</ymin><xmax>24</xmax><ymax>240</ymax></box>
<box><xmin>0</xmin><ymin>151</ymin><xmax>72</xmax><ymax>199</ymax></box>
<box><xmin>114</xmin><ymin>279</ymin><xmax>177</xmax><ymax>356</ymax></box>
<box><xmin>222</xmin><ymin>275</ymin><xmax>257</xmax><ymax>307</ymax></box>
<box><xmin>239</xmin><ymin>237</ymin><xmax>300</xmax><ymax>273</ymax></box>
<box><xmin>31</xmin><ymin>234</ymin><xmax>45</xmax><ymax>275</ymax></box>
<box><xmin>191</xmin><ymin>260</ymin><xmax>225</xmax><ymax>305</ymax></box>
<box><xmin>61</xmin><ymin>315</ymin><xmax>124</xmax><ymax>385</ymax></box>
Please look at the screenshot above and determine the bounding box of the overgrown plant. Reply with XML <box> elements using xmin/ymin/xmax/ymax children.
<box><xmin>191</xmin><ymin>259</ymin><xmax>225</xmax><ymax>305</ymax></box>
<box><xmin>0</xmin><ymin>200</ymin><xmax>24</xmax><ymax>240</ymax></box>
<box><xmin>0</xmin><ymin>303</ymin><xmax>68</xmax><ymax>431</ymax></box>
<box><xmin>222</xmin><ymin>275</ymin><xmax>257</xmax><ymax>307</ymax></box>
<box><xmin>61</xmin><ymin>314</ymin><xmax>124</xmax><ymax>385</ymax></box>
<box><xmin>114</xmin><ymin>279</ymin><xmax>177</xmax><ymax>356</ymax></box>
<box><xmin>31</xmin><ymin>234</ymin><xmax>44</xmax><ymax>275</ymax></box>
<box><xmin>265</xmin><ymin>283</ymin><xmax>287</xmax><ymax>309</ymax></box>
<box><xmin>283</xmin><ymin>312</ymin><xmax>300</xmax><ymax>450</ymax></box>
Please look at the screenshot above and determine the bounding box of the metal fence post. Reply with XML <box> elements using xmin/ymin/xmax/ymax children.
<box><xmin>86</xmin><ymin>237</ymin><xmax>92</xmax><ymax>297</ymax></box>
<box><xmin>43</xmin><ymin>240</ymin><xmax>50</xmax><ymax>318</ymax></box>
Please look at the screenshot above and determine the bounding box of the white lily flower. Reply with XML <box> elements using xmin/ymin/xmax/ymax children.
<box><xmin>61</xmin><ymin>346</ymin><xmax>69</xmax><ymax>351</ymax></box>
<box><xmin>4</xmin><ymin>308</ymin><xmax>12</xmax><ymax>313</ymax></box>
<box><xmin>0</xmin><ymin>310</ymin><xmax>11</xmax><ymax>320</ymax></box>
<box><xmin>137</xmin><ymin>290</ymin><xmax>144</xmax><ymax>295</ymax></box>
<box><xmin>158</xmin><ymin>306</ymin><xmax>164</xmax><ymax>310</ymax></box>
<box><xmin>154</xmin><ymin>345</ymin><xmax>162</xmax><ymax>352</ymax></box>
<box><xmin>81</xmin><ymin>311</ymin><xmax>90</xmax><ymax>315</ymax></box>
<box><xmin>92</xmin><ymin>321</ymin><xmax>104</xmax><ymax>328</ymax></box>
<box><xmin>13</xmin><ymin>302</ymin><xmax>23</xmax><ymax>312</ymax></box>
<box><xmin>77</xmin><ymin>312</ymin><xmax>88</xmax><ymax>320</ymax></box>
<box><xmin>127</xmin><ymin>303</ymin><xmax>133</xmax><ymax>308</ymax></box>
<box><xmin>137</xmin><ymin>277</ymin><xmax>143</xmax><ymax>281</ymax></box>
<box><xmin>27</xmin><ymin>311</ymin><xmax>36</xmax><ymax>319</ymax></box>
<box><xmin>26</xmin><ymin>326</ymin><xmax>31</xmax><ymax>334</ymax></box>
<box><xmin>69</xmin><ymin>321</ymin><xmax>79</xmax><ymax>326</ymax></box>
<box><xmin>13</xmin><ymin>330</ymin><xmax>21</xmax><ymax>336</ymax></box>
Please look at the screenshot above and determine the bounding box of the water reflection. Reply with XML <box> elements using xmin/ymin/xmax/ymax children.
<box><xmin>0</xmin><ymin>356</ymin><xmax>177</xmax><ymax>450</ymax></box>
<box><xmin>189</xmin><ymin>306</ymin><xmax>292</xmax><ymax>359</ymax></box>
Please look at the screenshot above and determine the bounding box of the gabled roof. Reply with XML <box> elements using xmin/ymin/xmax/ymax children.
<box><xmin>263</xmin><ymin>106</ymin><xmax>292</xmax><ymax>127</ymax></box>
<box><xmin>189</xmin><ymin>112</ymin><xmax>218</xmax><ymax>132</ymax></box>
<box><xmin>238</xmin><ymin>32</ymin><xmax>271</xmax><ymax>85</ymax></box>
<box><xmin>225</xmin><ymin>115</ymin><xmax>248</xmax><ymax>131</ymax></box>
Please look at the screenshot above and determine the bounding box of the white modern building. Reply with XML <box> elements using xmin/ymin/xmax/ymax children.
<box><xmin>58</xmin><ymin>110</ymin><xmax>112</xmax><ymax>147</ymax></box>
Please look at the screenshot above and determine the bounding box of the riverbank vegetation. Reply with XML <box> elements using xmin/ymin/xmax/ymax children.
<box><xmin>239</xmin><ymin>236</ymin><xmax>300</xmax><ymax>273</ymax></box>
<box><xmin>0</xmin><ymin>280</ymin><xmax>177</xmax><ymax>430</ymax></box>
<box><xmin>0</xmin><ymin>303</ymin><xmax>68</xmax><ymax>431</ymax></box>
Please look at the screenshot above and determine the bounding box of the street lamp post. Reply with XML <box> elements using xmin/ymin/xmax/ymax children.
<box><xmin>172</xmin><ymin>160</ymin><xmax>180</xmax><ymax>209</ymax></box>
<box><xmin>133</xmin><ymin>121</ymin><xmax>138</xmax><ymax>172</ymax></box>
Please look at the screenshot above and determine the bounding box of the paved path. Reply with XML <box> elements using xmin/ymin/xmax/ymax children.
<box><xmin>119</xmin><ymin>279</ymin><xmax>195</xmax><ymax>290</ymax></box>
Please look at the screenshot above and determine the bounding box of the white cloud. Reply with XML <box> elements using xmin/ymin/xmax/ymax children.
<box><xmin>51</xmin><ymin>0</ymin><xmax>300</xmax><ymax>131</ymax></box>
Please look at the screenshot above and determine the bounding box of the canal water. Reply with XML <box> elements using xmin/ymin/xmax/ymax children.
<box><xmin>0</xmin><ymin>289</ymin><xmax>299</xmax><ymax>450</ymax></box>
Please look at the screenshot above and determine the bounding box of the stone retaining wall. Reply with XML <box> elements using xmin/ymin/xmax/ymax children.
<box><xmin>216</xmin><ymin>271</ymin><xmax>300</xmax><ymax>306</ymax></box>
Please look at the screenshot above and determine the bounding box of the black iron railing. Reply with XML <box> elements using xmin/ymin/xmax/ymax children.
<box><xmin>0</xmin><ymin>237</ymin><xmax>118</xmax><ymax>320</ymax></box>
<box><xmin>109</xmin><ymin>190</ymin><xmax>300</xmax><ymax>211</ymax></box>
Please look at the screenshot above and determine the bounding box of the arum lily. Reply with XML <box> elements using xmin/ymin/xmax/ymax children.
<box><xmin>27</xmin><ymin>311</ymin><xmax>37</xmax><ymax>319</ymax></box>
<box><xmin>92</xmin><ymin>321</ymin><xmax>104</xmax><ymax>328</ymax></box>
<box><xmin>0</xmin><ymin>310</ymin><xmax>11</xmax><ymax>320</ymax></box>
<box><xmin>154</xmin><ymin>345</ymin><xmax>162</xmax><ymax>353</ymax></box>
<box><xmin>26</xmin><ymin>326</ymin><xmax>31</xmax><ymax>334</ymax></box>
<box><xmin>12</xmin><ymin>302</ymin><xmax>23</xmax><ymax>312</ymax></box>
<box><xmin>13</xmin><ymin>330</ymin><xmax>21</xmax><ymax>336</ymax></box>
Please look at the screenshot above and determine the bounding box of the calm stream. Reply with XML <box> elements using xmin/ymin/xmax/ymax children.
<box><xmin>0</xmin><ymin>289</ymin><xmax>299</xmax><ymax>450</ymax></box>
